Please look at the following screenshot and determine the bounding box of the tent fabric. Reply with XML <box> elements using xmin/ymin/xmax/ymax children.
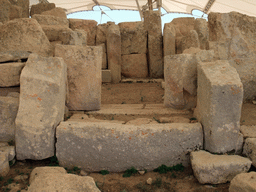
<box><xmin>31</xmin><ymin>0</ymin><xmax>256</xmax><ymax>17</ymax></box>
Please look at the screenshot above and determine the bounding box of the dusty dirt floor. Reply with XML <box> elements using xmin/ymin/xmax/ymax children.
<box><xmin>1</xmin><ymin>82</ymin><xmax>256</xmax><ymax>192</ymax></box>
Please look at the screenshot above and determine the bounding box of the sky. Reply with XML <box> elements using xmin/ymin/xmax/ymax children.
<box><xmin>67</xmin><ymin>5</ymin><xmax>208</xmax><ymax>29</ymax></box>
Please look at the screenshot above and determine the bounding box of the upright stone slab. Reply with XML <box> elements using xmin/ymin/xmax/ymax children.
<box><xmin>15</xmin><ymin>54</ymin><xmax>67</xmax><ymax>160</ymax></box>
<box><xmin>0</xmin><ymin>96</ymin><xmax>19</xmax><ymax>142</ymax></box>
<box><xmin>195</xmin><ymin>60</ymin><xmax>243</xmax><ymax>153</ymax></box>
<box><xmin>69</xmin><ymin>19</ymin><xmax>97</xmax><ymax>46</ymax></box>
<box><xmin>194</xmin><ymin>18</ymin><xmax>209</xmax><ymax>50</ymax></box>
<box><xmin>163</xmin><ymin>23</ymin><xmax>176</xmax><ymax>56</ymax></box>
<box><xmin>106</xmin><ymin>24</ymin><xmax>121</xmax><ymax>83</ymax></box>
<box><xmin>118</xmin><ymin>22</ymin><xmax>147</xmax><ymax>55</ymax></box>
<box><xmin>144</xmin><ymin>11</ymin><xmax>163</xmax><ymax>78</ymax></box>
<box><xmin>55</xmin><ymin>45</ymin><xmax>102</xmax><ymax>111</ymax></box>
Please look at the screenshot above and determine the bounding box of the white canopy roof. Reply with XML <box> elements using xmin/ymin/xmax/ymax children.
<box><xmin>33</xmin><ymin>0</ymin><xmax>256</xmax><ymax>17</ymax></box>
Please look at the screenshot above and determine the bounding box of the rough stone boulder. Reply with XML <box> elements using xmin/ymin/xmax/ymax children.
<box><xmin>69</xmin><ymin>19</ymin><xmax>98</xmax><ymax>46</ymax></box>
<box><xmin>208</xmin><ymin>12</ymin><xmax>256</xmax><ymax>100</ymax></box>
<box><xmin>0</xmin><ymin>0</ymin><xmax>23</xmax><ymax>23</ymax></box>
<box><xmin>241</xmin><ymin>125</ymin><xmax>256</xmax><ymax>138</ymax></box>
<box><xmin>41</xmin><ymin>7</ymin><xmax>67</xmax><ymax>18</ymax></box>
<box><xmin>191</xmin><ymin>150</ymin><xmax>252</xmax><ymax>184</ymax></box>
<box><xmin>121</xmin><ymin>54</ymin><xmax>148</xmax><ymax>78</ymax></box>
<box><xmin>178</xmin><ymin>30</ymin><xmax>200</xmax><ymax>54</ymax></box>
<box><xmin>32</xmin><ymin>14</ymin><xmax>68</xmax><ymax>27</ymax></box>
<box><xmin>55</xmin><ymin>45</ymin><xmax>101</xmax><ymax>111</ymax></box>
<box><xmin>15</xmin><ymin>54</ymin><xmax>67</xmax><ymax>160</ymax></box>
<box><xmin>0</xmin><ymin>51</ymin><xmax>31</xmax><ymax>63</ymax></box>
<box><xmin>9</xmin><ymin>0</ymin><xmax>29</xmax><ymax>18</ymax></box>
<box><xmin>0</xmin><ymin>18</ymin><xmax>53</xmax><ymax>57</ymax></box>
<box><xmin>243</xmin><ymin>138</ymin><xmax>256</xmax><ymax>167</ymax></box>
<box><xmin>30</xmin><ymin>3</ymin><xmax>55</xmax><ymax>17</ymax></box>
<box><xmin>28</xmin><ymin>167</ymin><xmax>100</xmax><ymax>192</ymax></box>
<box><xmin>0</xmin><ymin>145</ymin><xmax>15</xmax><ymax>161</ymax></box>
<box><xmin>118</xmin><ymin>22</ymin><xmax>147</xmax><ymax>55</ymax></box>
<box><xmin>229</xmin><ymin>172</ymin><xmax>256</xmax><ymax>192</ymax></box>
<box><xmin>40</xmin><ymin>25</ymin><xmax>73</xmax><ymax>42</ymax></box>
<box><xmin>59</xmin><ymin>29</ymin><xmax>87</xmax><ymax>46</ymax></box>
<box><xmin>0</xmin><ymin>96</ymin><xmax>19</xmax><ymax>142</ymax></box>
<box><xmin>56</xmin><ymin>122</ymin><xmax>203</xmax><ymax>172</ymax></box>
<box><xmin>0</xmin><ymin>62</ymin><xmax>25</xmax><ymax>87</ymax></box>
<box><xmin>0</xmin><ymin>152</ymin><xmax>9</xmax><ymax>177</ymax></box>
<box><xmin>194</xmin><ymin>18</ymin><xmax>209</xmax><ymax>50</ymax></box>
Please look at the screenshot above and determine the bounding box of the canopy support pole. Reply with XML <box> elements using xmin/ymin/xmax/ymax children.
<box><xmin>135</xmin><ymin>0</ymin><xmax>143</xmax><ymax>21</ymax></box>
<box><xmin>148</xmin><ymin>0</ymin><xmax>153</xmax><ymax>10</ymax></box>
<box><xmin>157</xmin><ymin>0</ymin><xmax>162</xmax><ymax>14</ymax></box>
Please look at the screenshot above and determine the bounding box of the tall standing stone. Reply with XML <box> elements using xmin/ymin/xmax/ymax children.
<box><xmin>106</xmin><ymin>24</ymin><xmax>121</xmax><ymax>83</ymax></box>
<box><xmin>195</xmin><ymin>60</ymin><xmax>244</xmax><ymax>153</ymax></box>
<box><xmin>55</xmin><ymin>45</ymin><xmax>102</xmax><ymax>111</ymax></box>
<box><xmin>144</xmin><ymin>11</ymin><xmax>163</xmax><ymax>78</ymax></box>
<box><xmin>194</xmin><ymin>18</ymin><xmax>209</xmax><ymax>50</ymax></box>
<box><xmin>163</xmin><ymin>23</ymin><xmax>176</xmax><ymax>56</ymax></box>
<box><xmin>15</xmin><ymin>54</ymin><xmax>67</xmax><ymax>160</ymax></box>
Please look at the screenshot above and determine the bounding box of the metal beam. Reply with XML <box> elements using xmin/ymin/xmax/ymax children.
<box><xmin>135</xmin><ymin>0</ymin><xmax>143</xmax><ymax>20</ymax></box>
<box><xmin>203</xmin><ymin>0</ymin><xmax>216</xmax><ymax>14</ymax></box>
<box><xmin>148</xmin><ymin>0</ymin><xmax>153</xmax><ymax>10</ymax></box>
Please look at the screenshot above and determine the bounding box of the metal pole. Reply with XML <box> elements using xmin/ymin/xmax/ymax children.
<box><xmin>135</xmin><ymin>0</ymin><xmax>143</xmax><ymax>20</ymax></box>
<box><xmin>148</xmin><ymin>0</ymin><xmax>153</xmax><ymax>10</ymax></box>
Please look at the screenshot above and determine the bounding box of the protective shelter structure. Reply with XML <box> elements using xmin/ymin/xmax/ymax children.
<box><xmin>30</xmin><ymin>0</ymin><xmax>256</xmax><ymax>18</ymax></box>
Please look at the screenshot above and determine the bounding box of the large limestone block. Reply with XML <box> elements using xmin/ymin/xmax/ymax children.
<box><xmin>9</xmin><ymin>0</ymin><xmax>29</xmax><ymax>18</ymax></box>
<box><xmin>241</xmin><ymin>125</ymin><xmax>256</xmax><ymax>138</ymax></box>
<box><xmin>144</xmin><ymin>11</ymin><xmax>163</xmax><ymax>78</ymax></box>
<box><xmin>178</xmin><ymin>30</ymin><xmax>200</xmax><ymax>54</ymax></box>
<box><xmin>59</xmin><ymin>29</ymin><xmax>87</xmax><ymax>46</ymax></box>
<box><xmin>32</xmin><ymin>14</ymin><xmax>69</xmax><ymax>27</ymax></box>
<box><xmin>243</xmin><ymin>138</ymin><xmax>256</xmax><ymax>167</ymax></box>
<box><xmin>30</xmin><ymin>3</ymin><xmax>55</xmax><ymax>17</ymax></box>
<box><xmin>121</xmin><ymin>54</ymin><xmax>148</xmax><ymax>78</ymax></box>
<box><xmin>118</xmin><ymin>22</ymin><xmax>147</xmax><ymax>55</ymax></box>
<box><xmin>0</xmin><ymin>152</ymin><xmax>9</xmax><ymax>177</ymax></box>
<box><xmin>191</xmin><ymin>150</ymin><xmax>252</xmax><ymax>184</ymax></box>
<box><xmin>229</xmin><ymin>172</ymin><xmax>256</xmax><ymax>192</ymax></box>
<box><xmin>15</xmin><ymin>54</ymin><xmax>67</xmax><ymax>160</ymax></box>
<box><xmin>194</xmin><ymin>18</ymin><xmax>209</xmax><ymax>50</ymax></box>
<box><xmin>28</xmin><ymin>167</ymin><xmax>100</xmax><ymax>192</ymax></box>
<box><xmin>0</xmin><ymin>18</ymin><xmax>53</xmax><ymax>57</ymax></box>
<box><xmin>0</xmin><ymin>62</ymin><xmax>25</xmax><ymax>87</ymax></box>
<box><xmin>163</xmin><ymin>23</ymin><xmax>176</xmax><ymax>56</ymax></box>
<box><xmin>40</xmin><ymin>25</ymin><xmax>72</xmax><ymax>42</ymax></box>
<box><xmin>195</xmin><ymin>60</ymin><xmax>244</xmax><ymax>153</ymax></box>
<box><xmin>41</xmin><ymin>7</ymin><xmax>67</xmax><ymax>18</ymax></box>
<box><xmin>171</xmin><ymin>17</ymin><xmax>195</xmax><ymax>37</ymax></box>
<box><xmin>0</xmin><ymin>0</ymin><xmax>22</xmax><ymax>23</ymax></box>
<box><xmin>0</xmin><ymin>146</ymin><xmax>15</xmax><ymax>161</ymax></box>
<box><xmin>0</xmin><ymin>96</ymin><xmax>19</xmax><ymax>142</ymax></box>
<box><xmin>164</xmin><ymin>54</ymin><xmax>197</xmax><ymax>109</ymax></box>
<box><xmin>55</xmin><ymin>45</ymin><xmax>101</xmax><ymax>111</ymax></box>
<box><xmin>56</xmin><ymin>122</ymin><xmax>203</xmax><ymax>172</ymax></box>
<box><xmin>69</xmin><ymin>19</ymin><xmax>97</xmax><ymax>46</ymax></box>
<box><xmin>0</xmin><ymin>51</ymin><xmax>31</xmax><ymax>63</ymax></box>
<box><xmin>102</xmin><ymin>70</ymin><xmax>111</xmax><ymax>83</ymax></box>
<box><xmin>106</xmin><ymin>24</ymin><xmax>121</xmax><ymax>83</ymax></box>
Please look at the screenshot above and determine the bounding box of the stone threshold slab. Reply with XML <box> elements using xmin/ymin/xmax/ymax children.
<box><xmin>121</xmin><ymin>78</ymin><xmax>164</xmax><ymax>83</ymax></box>
<box><xmin>86</xmin><ymin>104</ymin><xmax>191</xmax><ymax>116</ymax></box>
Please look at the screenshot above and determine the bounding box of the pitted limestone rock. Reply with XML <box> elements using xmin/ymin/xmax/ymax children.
<box><xmin>243</xmin><ymin>138</ymin><xmax>256</xmax><ymax>167</ymax></box>
<box><xmin>0</xmin><ymin>152</ymin><xmax>9</xmax><ymax>177</ymax></box>
<box><xmin>229</xmin><ymin>172</ymin><xmax>256</xmax><ymax>192</ymax></box>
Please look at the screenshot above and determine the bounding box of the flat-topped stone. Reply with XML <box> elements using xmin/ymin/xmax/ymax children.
<box><xmin>56</xmin><ymin>121</ymin><xmax>203</xmax><ymax>172</ymax></box>
<box><xmin>191</xmin><ymin>150</ymin><xmax>252</xmax><ymax>184</ymax></box>
<box><xmin>229</xmin><ymin>172</ymin><xmax>256</xmax><ymax>192</ymax></box>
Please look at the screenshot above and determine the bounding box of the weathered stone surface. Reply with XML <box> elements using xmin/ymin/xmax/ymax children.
<box><xmin>119</xmin><ymin>22</ymin><xmax>147</xmax><ymax>55</ymax></box>
<box><xmin>96</xmin><ymin>24</ymin><xmax>107</xmax><ymax>45</ymax></box>
<box><xmin>41</xmin><ymin>7</ymin><xmax>67</xmax><ymax>18</ymax></box>
<box><xmin>209</xmin><ymin>41</ymin><xmax>230</xmax><ymax>60</ymax></box>
<box><xmin>195</xmin><ymin>50</ymin><xmax>215</xmax><ymax>63</ymax></box>
<box><xmin>0</xmin><ymin>152</ymin><xmax>9</xmax><ymax>177</ymax></box>
<box><xmin>0</xmin><ymin>146</ymin><xmax>15</xmax><ymax>161</ymax></box>
<box><xmin>241</xmin><ymin>125</ymin><xmax>256</xmax><ymax>138</ymax></box>
<box><xmin>9</xmin><ymin>0</ymin><xmax>29</xmax><ymax>18</ymax></box>
<box><xmin>183</xmin><ymin>47</ymin><xmax>201</xmax><ymax>54</ymax></box>
<box><xmin>191</xmin><ymin>150</ymin><xmax>251</xmax><ymax>184</ymax></box>
<box><xmin>164</xmin><ymin>54</ymin><xmax>197</xmax><ymax>109</ymax></box>
<box><xmin>28</xmin><ymin>167</ymin><xmax>100</xmax><ymax>192</ymax></box>
<box><xmin>0</xmin><ymin>51</ymin><xmax>31</xmax><ymax>63</ymax></box>
<box><xmin>0</xmin><ymin>18</ymin><xmax>53</xmax><ymax>57</ymax></box>
<box><xmin>229</xmin><ymin>172</ymin><xmax>256</xmax><ymax>192</ymax></box>
<box><xmin>0</xmin><ymin>96</ymin><xmax>19</xmax><ymax>142</ymax></box>
<box><xmin>171</xmin><ymin>17</ymin><xmax>195</xmax><ymax>37</ymax></box>
<box><xmin>15</xmin><ymin>54</ymin><xmax>67</xmax><ymax>160</ymax></box>
<box><xmin>56</xmin><ymin>122</ymin><xmax>203</xmax><ymax>172</ymax></box>
<box><xmin>159</xmin><ymin>116</ymin><xmax>190</xmax><ymax>123</ymax></box>
<box><xmin>121</xmin><ymin>54</ymin><xmax>148</xmax><ymax>78</ymax></box>
<box><xmin>195</xmin><ymin>60</ymin><xmax>243</xmax><ymax>153</ymax></box>
<box><xmin>0</xmin><ymin>0</ymin><xmax>22</xmax><ymax>23</ymax></box>
<box><xmin>243</xmin><ymin>138</ymin><xmax>256</xmax><ymax>167</ymax></box>
<box><xmin>30</xmin><ymin>3</ymin><xmax>55</xmax><ymax>17</ymax></box>
<box><xmin>163</xmin><ymin>23</ymin><xmax>176</xmax><ymax>56</ymax></box>
<box><xmin>144</xmin><ymin>11</ymin><xmax>163</xmax><ymax>78</ymax></box>
<box><xmin>106</xmin><ymin>24</ymin><xmax>121</xmax><ymax>83</ymax></box>
<box><xmin>98</xmin><ymin>44</ymin><xmax>107</xmax><ymax>69</ymax></box>
<box><xmin>102</xmin><ymin>70</ymin><xmax>111</xmax><ymax>83</ymax></box>
<box><xmin>59</xmin><ymin>29</ymin><xmax>87</xmax><ymax>46</ymax></box>
<box><xmin>55</xmin><ymin>45</ymin><xmax>101</xmax><ymax>111</ymax></box>
<box><xmin>179</xmin><ymin>30</ymin><xmax>200</xmax><ymax>54</ymax></box>
<box><xmin>32</xmin><ymin>14</ymin><xmax>68</xmax><ymax>27</ymax></box>
<box><xmin>194</xmin><ymin>18</ymin><xmax>209</xmax><ymax>50</ymax></box>
<box><xmin>69</xmin><ymin>19</ymin><xmax>97</xmax><ymax>46</ymax></box>
<box><xmin>0</xmin><ymin>63</ymin><xmax>25</xmax><ymax>87</ymax></box>
<box><xmin>209</xmin><ymin>12</ymin><xmax>256</xmax><ymax>100</ymax></box>
<box><xmin>126</xmin><ymin>118</ymin><xmax>157</xmax><ymax>125</ymax></box>
<box><xmin>7</xmin><ymin>92</ymin><xmax>19</xmax><ymax>98</ymax></box>
<box><xmin>40</xmin><ymin>25</ymin><xmax>72</xmax><ymax>42</ymax></box>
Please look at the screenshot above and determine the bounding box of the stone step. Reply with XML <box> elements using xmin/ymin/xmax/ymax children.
<box><xmin>56</xmin><ymin>121</ymin><xmax>203</xmax><ymax>172</ymax></box>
